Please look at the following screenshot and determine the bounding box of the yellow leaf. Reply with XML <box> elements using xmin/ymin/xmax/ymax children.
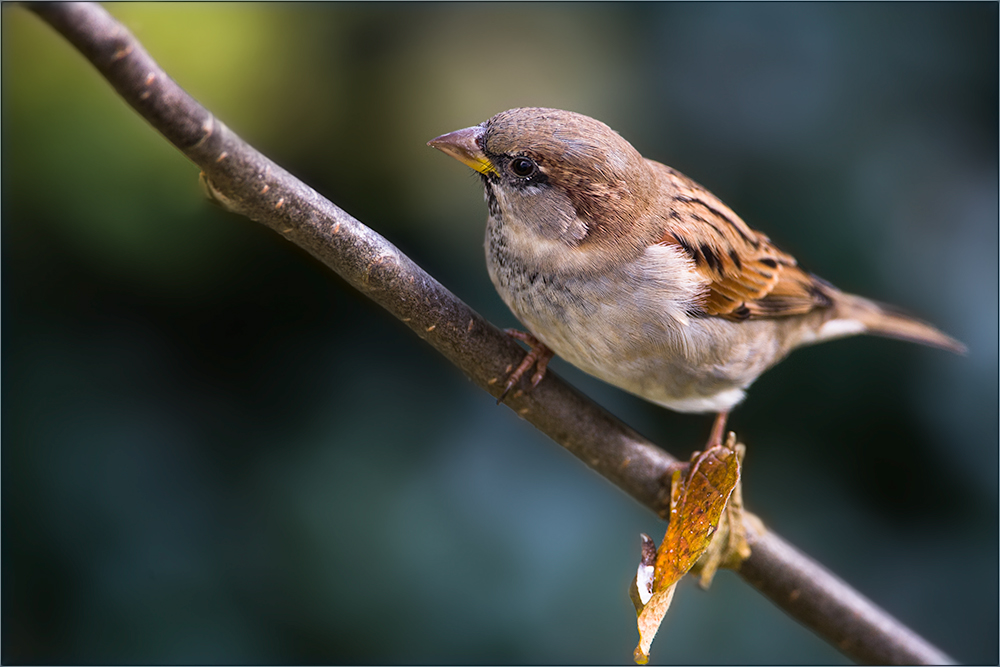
<box><xmin>653</xmin><ymin>441</ymin><xmax>741</xmax><ymax>592</ymax></box>
<box><xmin>630</xmin><ymin>435</ymin><xmax>743</xmax><ymax>664</ymax></box>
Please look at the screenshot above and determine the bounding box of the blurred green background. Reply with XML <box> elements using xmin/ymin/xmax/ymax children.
<box><xmin>3</xmin><ymin>3</ymin><xmax>996</xmax><ymax>664</ymax></box>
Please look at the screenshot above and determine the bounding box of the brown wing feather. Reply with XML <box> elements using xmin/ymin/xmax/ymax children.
<box><xmin>651</xmin><ymin>162</ymin><xmax>831</xmax><ymax>320</ymax></box>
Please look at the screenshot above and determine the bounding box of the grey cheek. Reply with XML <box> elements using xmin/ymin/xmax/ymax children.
<box><xmin>510</xmin><ymin>188</ymin><xmax>583</xmax><ymax>244</ymax></box>
<box><xmin>559</xmin><ymin>214</ymin><xmax>588</xmax><ymax>245</ymax></box>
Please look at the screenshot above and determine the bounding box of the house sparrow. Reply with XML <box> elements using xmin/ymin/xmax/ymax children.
<box><xmin>429</xmin><ymin>108</ymin><xmax>964</xmax><ymax>445</ymax></box>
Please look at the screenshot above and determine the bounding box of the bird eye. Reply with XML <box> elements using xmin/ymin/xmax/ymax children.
<box><xmin>509</xmin><ymin>157</ymin><xmax>537</xmax><ymax>178</ymax></box>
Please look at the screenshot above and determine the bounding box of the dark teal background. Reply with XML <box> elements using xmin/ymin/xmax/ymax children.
<box><xmin>4</xmin><ymin>3</ymin><xmax>997</xmax><ymax>664</ymax></box>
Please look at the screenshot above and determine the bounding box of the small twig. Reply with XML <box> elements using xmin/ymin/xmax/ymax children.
<box><xmin>27</xmin><ymin>3</ymin><xmax>954</xmax><ymax>664</ymax></box>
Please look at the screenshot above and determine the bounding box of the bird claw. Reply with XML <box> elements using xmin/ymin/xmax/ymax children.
<box><xmin>497</xmin><ymin>330</ymin><xmax>554</xmax><ymax>404</ymax></box>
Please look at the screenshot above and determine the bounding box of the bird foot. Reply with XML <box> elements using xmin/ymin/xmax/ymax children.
<box><xmin>498</xmin><ymin>330</ymin><xmax>554</xmax><ymax>403</ymax></box>
<box><xmin>706</xmin><ymin>410</ymin><xmax>730</xmax><ymax>449</ymax></box>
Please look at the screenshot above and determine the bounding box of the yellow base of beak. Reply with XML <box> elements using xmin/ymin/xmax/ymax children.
<box><xmin>428</xmin><ymin>125</ymin><xmax>497</xmax><ymax>176</ymax></box>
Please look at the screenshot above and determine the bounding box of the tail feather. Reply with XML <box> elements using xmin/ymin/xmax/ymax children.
<box><xmin>831</xmin><ymin>292</ymin><xmax>967</xmax><ymax>354</ymax></box>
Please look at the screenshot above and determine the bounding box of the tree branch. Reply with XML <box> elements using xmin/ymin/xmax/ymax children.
<box><xmin>27</xmin><ymin>3</ymin><xmax>953</xmax><ymax>664</ymax></box>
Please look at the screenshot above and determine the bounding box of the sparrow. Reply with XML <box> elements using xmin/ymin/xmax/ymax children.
<box><xmin>428</xmin><ymin>108</ymin><xmax>965</xmax><ymax>447</ymax></box>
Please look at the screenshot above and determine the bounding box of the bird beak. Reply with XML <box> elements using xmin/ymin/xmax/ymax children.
<box><xmin>427</xmin><ymin>125</ymin><xmax>498</xmax><ymax>176</ymax></box>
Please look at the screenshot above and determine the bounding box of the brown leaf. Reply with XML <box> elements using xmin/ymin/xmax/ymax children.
<box><xmin>633</xmin><ymin>583</ymin><xmax>677</xmax><ymax>665</ymax></box>
<box><xmin>691</xmin><ymin>436</ymin><xmax>752</xmax><ymax>589</ymax></box>
<box><xmin>653</xmin><ymin>441</ymin><xmax>741</xmax><ymax>592</ymax></box>
<box><xmin>631</xmin><ymin>436</ymin><xmax>743</xmax><ymax>664</ymax></box>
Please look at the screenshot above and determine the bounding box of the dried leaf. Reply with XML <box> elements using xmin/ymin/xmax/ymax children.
<box><xmin>633</xmin><ymin>583</ymin><xmax>676</xmax><ymax>665</ymax></box>
<box><xmin>691</xmin><ymin>436</ymin><xmax>752</xmax><ymax>588</ymax></box>
<box><xmin>653</xmin><ymin>439</ymin><xmax>741</xmax><ymax>592</ymax></box>
<box><xmin>631</xmin><ymin>435</ymin><xmax>743</xmax><ymax>664</ymax></box>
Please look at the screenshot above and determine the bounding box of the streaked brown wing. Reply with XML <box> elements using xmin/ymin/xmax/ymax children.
<box><xmin>651</xmin><ymin>162</ymin><xmax>831</xmax><ymax>320</ymax></box>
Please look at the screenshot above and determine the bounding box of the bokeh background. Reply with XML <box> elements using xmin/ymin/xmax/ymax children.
<box><xmin>3</xmin><ymin>3</ymin><xmax>996</xmax><ymax>664</ymax></box>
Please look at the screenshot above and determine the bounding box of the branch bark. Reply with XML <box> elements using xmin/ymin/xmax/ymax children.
<box><xmin>27</xmin><ymin>3</ymin><xmax>954</xmax><ymax>664</ymax></box>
